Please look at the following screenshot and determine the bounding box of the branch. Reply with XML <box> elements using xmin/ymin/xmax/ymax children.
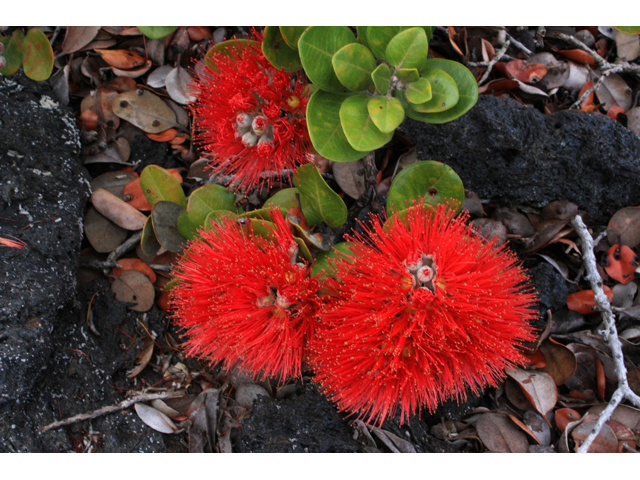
<box><xmin>552</xmin><ymin>31</ymin><xmax>608</xmax><ymax>68</ymax></box>
<box><xmin>505</xmin><ymin>32</ymin><xmax>533</xmax><ymax>56</ymax></box>
<box><xmin>477</xmin><ymin>39</ymin><xmax>511</xmax><ymax>86</ymax></box>
<box><xmin>41</xmin><ymin>391</ymin><xmax>183</xmax><ymax>432</ymax></box>
<box><xmin>570</xmin><ymin>215</ymin><xmax>640</xmax><ymax>453</ymax></box>
<box><xmin>570</xmin><ymin>65</ymin><xmax>626</xmax><ymax>109</ymax></box>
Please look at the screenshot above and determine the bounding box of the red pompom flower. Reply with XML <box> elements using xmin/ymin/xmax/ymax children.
<box><xmin>191</xmin><ymin>34</ymin><xmax>311</xmax><ymax>190</ymax></box>
<box><xmin>170</xmin><ymin>213</ymin><xmax>321</xmax><ymax>382</ymax></box>
<box><xmin>309</xmin><ymin>203</ymin><xmax>538</xmax><ymax>426</ymax></box>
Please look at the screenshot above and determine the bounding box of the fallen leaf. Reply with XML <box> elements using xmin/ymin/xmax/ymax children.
<box><xmin>91</xmin><ymin>188</ymin><xmax>148</xmax><ymax>230</ymax></box>
<box><xmin>558</xmin><ymin>49</ymin><xmax>596</xmax><ymax>65</ymax></box>
<box><xmin>165</xmin><ymin>65</ymin><xmax>196</xmax><ymax>105</ymax></box>
<box><xmin>522</xmin><ymin>410</ymin><xmax>551</xmax><ymax>446</ymax></box>
<box><xmin>608</xmin><ymin>206</ymin><xmax>640</xmax><ymax>248</ymax></box>
<box><xmin>111</xmin><ymin>59</ymin><xmax>153</xmax><ymax>79</ymax></box>
<box><xmin>95</xmin><ymin>48</ymin><xmax>146</xmax><ymax>69</ymax></box>
<box><xmin>84</xmin><ymin>207</ymin><xmax>128</xmax><ymax>253</ymax></box>
<box><xmin>79</xmin><ymin>109</ymin><xmax>98</xmax><ymax>131</ymax></box>
<box><xmin>606</xmin><ymin>244</ymin><xmax>638</xmax><ymax>284</ymax></box>
<box><xmin>61</xmin><ymin>26</ymin><xmax>101</xmax><ymax>54</ymax></box>
<box><xmin>606</xmin><ymin>420</ymin><xmax>637</xmax><ymax>452</ymax></box>
<box><xmin>537</xmin><ymin>338</ymin><xmax>577</xmax><ymax>386</ymax></box>
<box><xmin>595</xmin><ymin>72</ymin><xmax>633</xmax><ymax>111</ymax></box>
<box><xmin>103</xmin><ymin>76</ymin><xmax>137</xmax><ymax>93</ymax></box>
<box><xmin>522</xmin><ymin>349</ymin><xmax>547</xmax><ymax>369</ymax></box>
<box><xmin>611</xmin><ymin>281</ymin><xmax>637</xmax><ymax>308</ymax></box>
<box><xmin>147</xmin><ymin>65</ymin><xmax>174</xmax><ymax>88</ymax></box>
<box><xmin>152</xmin><ymin>201</ymin><xmax>187</xmax><ymax>252</ymax></box>
<box><xmin>134</xmin><ymin>402</ymin><xmax>179</xmax><ymax>434</ymax></box>
<box><xmin>505</xmin><ymin>60</ymin><xmax>547</xmax><ymax>84</ymax></box>
<box><xmin>111</xmin><ymin>258</ymin><xmax>157</xmax><ymax>284</ymax></box>
<box><xmin>578</xmin><ymin>80</ymin><xmax>594</xmax><ymax>110</ymax></box>
<box><xmin>187</xmin><ymin>26</ymin><xmax>212</xmax><ymax>42</ymax></box>
<box><xmin>111</xmin><ymin>269</ymin><xmax>155</xmax><ymax>312</ymax></box>
<box><xmin>112</xmin><ymin>89</ymin><xmax>178</xmax><ymax>134</ymax></box>
<box><xmin>626</xmin><ymin>106</ymin><xmax>640</xmax><ymax>137</ymax></box>
<box><xmin>146</xmin><ymin>128</ymin><xmax>178</xmax><ymax>143</ymax></box>
<box><xmin>474</xmin><ymin>413</ymin><xmax>529</xmax><ymax>453</ymax></box>
<box><xmin>506</xmin><ymin>368</ymin><xmax>558</xmax><ymax>418</ymax></box>
<box><xmin>332</xmin><ymin>160</ymin><xmax>366</xmax><ymax>199</ymax></box>
<box><xmin>555</xmin><ymin>407</ymin><xmax>582</xmax><ymax>432</ymax></box>
<box><xmin>615</xmin><ymin>30</ymin><xmax>640</xmax><ymax>61</ymax></box>
<box><xmin>127</xmin><ymin>338</ymin><xmax>154</xmax><ymax>378</ymax></box>
<box><xmin>90</xmin><ymin>171</ymin><xmax>137</xmax><ymax>199</ymax></box>
<box><xmin>83</xmin><ymin>144</ymin><xmax>130</xmax><ymax>166</ymax></box>
<box><xmin>95</xmin><ymin>88</ymin><xmax>120</xmax><ymax>129</ymax></box>
<box><xmin>588</xmin><ymin>403</ymin><xmax>640</xmax><ymax>433</ymax></box>
<box><xmin>566</xmin><ymin>286</ymin><xmax>614</xmax><ymax>315</ymax></box>
<box><xmin>571</xmin><ymin>421</ymin><xmax>617</xmax><ymax>452</ymax></box>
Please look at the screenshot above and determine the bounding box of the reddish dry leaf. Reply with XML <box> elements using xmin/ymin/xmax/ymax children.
<box><xmin>111</xmin><ymin>258</ymin><xmax>157</xmax><ymax>284</ymax></box>
<box><xmin>146</xmin><ymin>128</ymin><xmax>178</xmax><ymax>143</ymax></box>
<box><xmin>566</xmin><ymin>286</ymin><xmax>614</xmax><ymax>315</ymax></box>
<box><xmin>111</xmin><ymin>60</ymin><xmax>153</xmax><ymax>79</ymax></box>
<box><xmin>607</xmin><ymin>206</ymin><xmax>640</xmax><ymax>248</ymax></box>
<box><xmin>187</xmin><ymin>26</ymin><xmax>212</xmax><ymax>42</ymax></box>
<box><xmin>607</xmin><ymin>105</ymin><xmax>625</xmax><ymax>120</ymax></box>
<box><xmin>127</xmin><ymin>337</ymin><xmax>154</xmax><ymax>378</ymax></box>
<box><xmin>537</xmin><ymin>338</ymin><xmax>577</xmax><ymax>386</ymax></box>
<box><xmin>169</xmin><ymin>133</ymin><xmax>189</xmax><ymax>145</ymax></box>
<box><xmin>522</xmin><ymin>349</ymin><xmax>547</xmax><ymax>368</ymax></box>
<box><xmin>95</xmin><ymin>88</ymin><xmax>120</xmax><ymax>129</ymax></box>
<box><xmin>558</xmin><ymin>49</ymin><xmax>596</xmax><ymax>65</ymax></box>
<box><xmin>606</xmin><ymin>420</ymin><xmax>637</xmax><ymax>453</ymax></box>
<box><xmin>102</xmin><ymin>76</ymin><xmax>137</xmax><ymax>93</ymax></box>
<box><xmin>605</xmin><ymin>244</ymin><xmax>637</xmax><ymax>284</ymax></box>
<box><xmin>571</xmin><ymin>421</ymin><xmax>618</xmax><ymax>452</ymax></box>
<box><xmin>474</xmin><ymin>413</ymin><xmax>529</xmax><ymax>453</ymax></box>
<box><xmin>595</xmin><ymin>357</ymin><xmax>606</xmax><ymax>401</ymax></box>
<box><xmin>119</xmin><ymin>27</ymin><xmax>142</xmax><ymax>36</ymax></box>
<box><xmin>555</xmin><ymin>407</ymin><xmax>582</xmax><ymax>432</ymax></box>
<box><xmin>478</xmin><ymin>78</ymin><xmax>520</xmax><ymax>96</ymax></box>
<box><xmin>156</xmin><ymin>289</ymin><xmax>171</xmax><ymax>312</ymax></box>
<box><xmin>506</xmin><ymin>368</ymin><xmax>558</xmax><ymax>419</ymax></box>
<box><xmin>123</xmin><ymin>177</ymin><xmax>153</xmax><ymax>211</ymax></box>
<box><xmin>508</xmin><ymin>414</ymin><xmax>541</xmax><ymax>445</ymax></box>
<box><xmin>79</xmin><ymin>109</ymin><xmax>98</xmax><ymax>131</ymax></box>
<box><xmin>95</xmin><ymin>49</ymin><xmax>146</xmax><ymax>69</ymax></box>
<box><xmin>505</xmin><ymin>60</ymin><xmax>547</xmax><ymax>84</ymax></box>
<box><xmin>578</xmin><ymin>80</ymin><xmax>594</xmax><ymax>110</ymax></box>
<box><xmin>111</xmin><ymin>269</ymin><xmax>155</xmax><ymax>312</ymax></box>
<box><xmin>91</xmin><ymin>188</ymin><xmax>148</xmax><ymax>230</ymax></box>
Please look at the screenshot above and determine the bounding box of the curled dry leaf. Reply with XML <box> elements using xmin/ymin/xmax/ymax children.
<box><xmin>150</xmin><ymin>399</ymin><xmax>181</xmax><ymax>419</ymax></box>
<box><xmin>537</xmin><ymin>338</ymin><xmax>577</xmax><ymax>386</ymax></box>
<box><xmin>506</xmin><ymin>368</ymin><xmax>558</xmax><ymax>419</ymax></box>
<box><xmin>127</xmin><ymin>338</ymin><xmax>154</xmax><ymax>378</ymax></box>
<box><xmin>84</xmin><ymin>207</ymin><xmax>128</xmax><ymax>253</ymax></box>
<box><xmin>474</xmin><ymin>413</ymin><xmax>529</xmax><ymax>453</ymax></box>
<box><xmin>111</xmin><ymin>60</ymin><xmax>153</xmax><ymax>79</ymax></box>
<box><xmin>523</xmin><ymin>410</ymin><xmax>551</xmax><ymax>446</ymax></box>
<box><xmin>95</xmin><ymin>48</ymin><xmax>146</xmax><ymax>69</ymax></box>
<box><xmin>61</xmin><ymin>26</ymin><xmax>101</xmax><ymax>54</ymax></box>
<box><xmin>110</xmin><ymin>269</ymin><xmax>155</xmax><ymax>312</ymax></box>
<box><xmin>571</xmin><ymin>421</ymin><xmax>618</xmax><ymax>453</ymax></box>
<box><xmin>165</xmin><ymin>65</ymin><xmax>196</xmax><ymax>105</ymax></box>
<box><xmin>615</xmin><ymin>30</ymin><xmax>640</xmax><ymax>62</ymax></box>
<box><xmin>555</xmin><ymin>407</ymin><xmax>582</xmax><ymax>433</ymax></box>
<box><xmin>134</xmin><ymin>402</ymin><xmax>179</xmax><ymax>434</ymax></box>
<box><xmin>111</xmin><ymin>258</ymin><xmax>157</xmax><ymax>284</ymax></box>
<box><xmin>112</xmin><ymin>89</ymin><xmax>178</xmax><ymax>134</ymax></box>
<box><xmin>505</xmin><ymin>376</ymin><xmax>534</xmax><ymax>410</ymax></box>
<box><xmin>558</xmin><ymin>49</ymin><xmax>596</xmax><ymax>65</ymax></box>
<box><xmin>566</xmin><ymin>286</ymin><xmax>614</xmax><ymax>315</ymax></box>
<box><xmin>147</xmin><ymin>65</ymin><xmax>174</xmax><ymax>89</ymax></box>
<box><xmin>505</xmin><ymin>60</ymin><xmax>547</xmax><ymax>84</ymax></box>
<box><xmin>91</xmin><ymin>188</ymin><xmax>148</xmax><ymax>230</ymax></box>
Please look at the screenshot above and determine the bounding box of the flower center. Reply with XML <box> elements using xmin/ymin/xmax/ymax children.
<box><xmin>403</xmin><ymin>252</ymin><xmax>437</xmax><ymax>293</ymax></box>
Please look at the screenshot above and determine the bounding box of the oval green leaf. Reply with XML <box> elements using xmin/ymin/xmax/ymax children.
<box><xmin>614</xmin><ymin>26</ymin><xmax>640</xmax><ymax>35</ymax></box>
<box><xmin>0</xmin><ymin>30</ymin><xmax>25</xmax><ymax>76</ymax></box>
<box><xmin>371</xmin><ymin>63</ymin><xmax>391</xmax><ymax>95</ymax></box>
<box><xmin>23</xmin><ymin>28</ymin><xmax>53</xmax><ymax>81</ymax></box>
<box><xmin>204</xmin><ymin>210</ymin><xmax>238</xmax><ymax>229</ymax></box>
<box><xmin>141</xmin><ymin>216</ymin><xmax>162</xmax><ymax>257</ymax></box>
<box><xmin>311</xmin><ymin>242</ymin><xmax>355</xmax><ymax>278</ymax></box>
<box><xmin>262</xmin><ymin>26</ymin><xmax>301</xmax><ymax>72</ymax></box>
<box><xmin>367</xmin><ymin>26</ymin><xmax>405</xmax><ymax>60</ymax></box>
<box><xmin>339</xmin><ymin>93</ymin><xmax>393</xmax><ymax>152</ymax></box>
<box><xmin>396</xmin><ymin>68</ymin><xmax>420</xmax><ymax>83</ymax></box>
<box><xmin>332</xmin><ymin>43</ymin><xmax>376</xmax><ymax>92</ymax></box>
<box><xmin>177</xmin><ymin>210</ymin><xmax>198</xmax><ymax>240</ymax></box>
<box><xmin>368</xmin><ymin>96</ymin><xmax>405</xmax><ymax>134</ymax></box>
<box><xmin>404</xmin><ymin>77</ymin><xmax>433</xmax><ymax>105</ymax></box>
<box><xmin>385</xmin><ymin>27</ymin><xmax>428</xmax><ymax>70</ymax></box>
<box><xmin>356</xmin><ymin>26</ymin><xmax>370</xmax><ymax>49</ymax></box>
<box><xmin>306</xmin><ymin>90</ymin><xmax>368</xmax><ymax>162</ymax></box>
<box><xmin>138</xmin><ymin>26</ymin><xmax>178</xmax><ymax>40</ymax></box>
<box><xmin>140</xmin><ymin>165</ymin><xmax>186</xmax><ymax>208</ymax></box>
<box><xmin>112</xmin><ymin>89</ymin><xmax>178</xmax><ymax>134</ymax></box>
<box><xmin>293</xmin><ymin>163</ymin><xmax>348</xmax><ymax>228</ymax></box>
<box><xmin>279</xmin><ymin>26</ymin><xmax>308</xmax><ymax>50</ymax></box>
<box><xmin>407</xmin><ymin>67</ymin><xmax>458</xmax><ymax>113</ymax></box>
<box><xmin>186</xmin><ymin>184</ymin><xmax>238</xmax><ymax>227</ymax></box>
<box><xmin>410</xmin><ymin>58</ymin><xmax>479</xmax><ymax>124</ymax></box>
<box><xmin>152</xmin><ymin>201</ymin><xmax>187</xmax><ymax>252</ymax></box>
<box><xmin>298</xmin><ymin>26</ymin><xmax>355</xmax><ymax>92</ymax></box>
<box><xmin>387</xmin><ymin>160</ymin><xmax>465</xmax><ymax>213</ymax></box>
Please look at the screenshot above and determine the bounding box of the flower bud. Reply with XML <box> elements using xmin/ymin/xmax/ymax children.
<box><xmin>236</xmin><ymin>112</ymin><xmax>253</xmax><ymax>129</ymax></box>
<box><xmin>241</xmin><ymin>131</ymin><xmax>258</xmax><ymax>148</ymax></box>
<box><xmin>404</xmin><ymin>251</ymin><xmax>423</xmax><ymax>272</ymax></box>
<box><xmin>417</xmin><ymin>265</ymin><xmax>435</xmax><ymax>284</ymax></box>
<box><xmin>276</xmin><ymin>293</ymin><xmax>292</xmax><ymax>310</ymax></box>
<box><xmin>286</xmin><ymin>95</ymin><xmax>300</xmax><ymax>109</ymax></box>
<box><xmin>251</xmin><ymin>115</ymin><xmax>270</xmax><ymax>136</ymax></box>
<box><xmin>256</xmin><ymin>295</ymin><xmax>275</xmax><ymax>308</ymax></box>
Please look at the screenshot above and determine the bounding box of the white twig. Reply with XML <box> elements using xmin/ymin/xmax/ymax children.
<box><xmin>478</xmin><ymin>39</ymin><xmax>511</xmax><ymax>85</ymax></box>
<box><xmin>504</xmin><ymin>32</ymin><xmax>533</xmax><ymax>56</ymax></box>
<box><xmin>570</xmin><ymin>215</ymin><xmax>640</xmax><ymax>453</ymax></box>
<box><xmin>570</xmin><ymin>65</ymin><xmax>626</xmax><ymax>109</ymax></box>
<box><xmin>41</xmin><ymin>391</ymin><xmax>183</xmax><ymax>432</ymax></box>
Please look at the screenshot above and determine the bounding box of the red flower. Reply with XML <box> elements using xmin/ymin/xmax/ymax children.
<box><xmin>309</xmin><ymin>203</ymin><xmax>538</xmax><ymax>426</ymax></box>
<box><xmin>191</xmin><ymin>33</ymin><xmax>311</xmax><ymax>190</ymax></box>
<box><xmin>170</xmin><ymin>213</ymin><xmax>321</xmax><ymax>382</ymax></box>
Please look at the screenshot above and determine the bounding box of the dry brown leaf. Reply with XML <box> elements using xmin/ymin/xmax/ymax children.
<box><xmin>505</xmin><ymin>60</ymin><xmax>547</xmax><ymax>84</ymax></box>
<box><xmin>127</xmin><ymin>338</ymin><xmax>154</xmax><ymax>378</ymax></box>
<box><xmin>83</xmin><ymin>207</ymin><xmax>128</xmax><ymax>253</ymax></box>
<box><xmin>615</xmin><ymin>31</ymin><xmax>640</xmax><ymax>61</ymax></box>
<box><xmin>95</xmin><ymin>88</ymin><xmax>120</xmax><ymax>129</ymax></box>
<box><xmin>474</xmin><ymin>413</ymin><xmax>529</xmax><ymax>452</ymax></box>
<box><xmin>571</xmin><ymin>421</ymin><xmax>618</xmax><ymax>452</ymax></box>
<box><xmin>111</xmin><ymin>59</ymin><xmax>153</xmax><ymax>79</ymax></box>
<box><xmin>111</xmin><ymin>258</ymin><xmax>157</xmax><ymax>284</ymax></box>
<box><xmin>83</xmin><ymin>144</ymin><xmax>130</xmax><ymax>166</ymax></box>
<box><xmin>62</xmin><ymin>26</ymin><xmax>101</xmax><ymax>54</ymax></box>
<box><xmin>111</xmin><ymin>269</ymin><xmax>155</xmax><ymax>312</ymax></box>
<box><xmin>95</xmin><ymin>48</ymin><xmax>146</xmax><ymax>69</ymax></box>
<box><xmin>607</xmin><ymin>206</ymin><xmax>640</xmax><ymax>248</ymax></box>
<box><xmin>147</xmin><ymin>65</ymin><xmax>174</xmax><ymax>89</ymax></box>
<box><xmin>333</xmin><ymin>160</ymin><xmax>366</xmax><ymax>199</ymax></box>
<box><xmin>165</xmin><ymin>66</ymin><xmax>196</xmax><ymax>105</ymax></box>
<box><xmin>90</xmin><ymin>171</ymin><xmax>137</xmax><ymax>199</ymax></box>
<box><xmin>606</xmin><ymin>420</ymin><xmax>637</xmax><ymax>452</ymax></box>
<box><xmin>112</xmin><ymin>89</ymin><xmax>178</xmax><ymax>134</ymax></box>
<box><xmin>134</xmin><ymin>402</ymin><xmax>179</xmax><ymax>434</ymax></box>
<box><xmin>506</xmin><ymin>368</ymin><xmax>558</xmax><ymax>418</ymax></box>
<box><xmin>537</xmin><ymin>338</ymin><xmax>577</xmax><ymax>386</ymax></box>
<box><xmin>626</xmin><ymin>106</ymin><xmax>640</xmax><ymax>138</ymax></box>
<box><xmin>595</xmin><ymin>72</ymin><xmax>633</xmax><ymax>112</ymax></box>
<box><xmin>555</xmin><ymin>407</ymin><xmax>582</xmax><ymax>433</ymax></box>
<box><xmin>91</xmin><ymin>188</ymin><xmax>148</xmax><ymax>230</ymax></box>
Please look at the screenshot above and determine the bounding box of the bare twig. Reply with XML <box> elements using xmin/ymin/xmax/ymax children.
<box><xmin>552</xmin><ymin>31</ymin><xmax>608</xmax><ymax>68</ymax></box>
<box><xmin>148</xmin><ymin>263</ymin><xmax>173</xmax><ymax>272</ymax></box>
<box><xmin>504</xmin><ymin>32</ymin><xmax>533</xmax><ymax>56</ymax></box>
<box><xmin>570</xmin><ymin>65</ymin><xmax>626</xmax><ymax>109</ymax></box>
<box><xmin>41</xmin><ymin>391</ymin><xmax>183</xmax><ymax>432</ymax></box>
<box><xmin>477</xmin><ymin>39</ymin><xmax>511</xmax><ymax>85</ymax></box>
<box><xmin>570</xmin><ymin>215</ymin><xmax>640</xmax><ymax>453</ymax></box>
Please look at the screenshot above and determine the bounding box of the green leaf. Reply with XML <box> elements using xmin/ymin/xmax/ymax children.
<box><xmin>292</xmin><ymin>236</ymin><xmax>313</xmax><ymax>262</ymax></box>
<box><xmin>265</xmin><ymin>187</ymin><xmax>300</xmax><ymax>213</ymax></box>
<box><xmin>262</xmin><ymin>26</ymin><xmax>301</xmax><ymax>72</ymax></box>
<box><xmin>332</xmin><ymin>43</ymin><xmax>376</xmax><ymax>92</ymax></box>
<box><xmin>409</xmin><ymin>58</ymin><xmax>479</xmax><ymax>124</ymax></box>
<box><xmin>423</xmin><ymin>26</ymin><xmax>436</xmax><ymax>40</ymax></box>
<box><xmin>396</xmin><ymin>68</ymin><xmax>420</xmax><ymax>83</ymax></box>
<box><xmin>279</xmin><ymin>26</ymin><xmax>307</xmax><ymax>50</ymax></box>
<box><xmin>152</xmin><ymin>201</ymin><xmax>187</xmax><ymax>252</ymax></box>
<box><xmin>339</xmin><ymin>93</ymin><xmax>393</xmax><ymax>152</ymax></box>
<box><xmin>367</xmin><ymin>26</ymin><xmax>405</xmax><ymax>60</ymax></box>
<box><xmin>287</xmin><ymin>212</ymin><xmax>328</xmax><ymax>252</ymax></box>
<box><xmin>204</xmin><ymin>39</ymin><xmax>256</xmax><ymax>71</ymax></box>
<box><xmin>385</xmin><ymin>27</ymin><xmax>428</xmax><ymax>70</ymax></box>
<box><xmin>186</xmin><ymin>184</ymin><xmax>238</xmax><ymax>227</ymax></box>
<box><xmin>371</xmin><ymin>63</ymin><xmax>391</xmax><ymax>95</ymax></box>
<box><xmin>298</xmin><ymin>26</ymin><xmax>355</xmax><ymax>93</ymax></box>
<box><xmin>306</xmin><ymin>90</ymin><xmax>368</xmax><ymax>162</ymax></box>
<box><xmin>404</xmin><ymin>77</ymin><xmax>433</xmax><ymax>105</ymax></box>
<box><xmin>137</xmin><ymin>26</ymin><xmax>178</xmax><ymax>40</ymax></box>
<box><xmin>244</xmin><ymin>218</ymin><xmax>278</xmax><ymax>242</ymax></box>
<box><xmin>614</xmin><ymin>26</ymin><xmax>640</xmax><ymax>35</ymax></box>
<box><xmin>407</xmin><ymin>68</ymin><xmax>458</xmax><ymax>113</ymax></box>
<box><xmin>0</xmin><ymin>30</ymin><xmax>25</xmax><ymax>76</ymax></box>
<box><xmin>311</xmin><ymin>242</ymin><xmax>355</xmax><ymax>278</ymax></box>
<box><xmin>367</xmin><ymin>96</ymin><xmax>405</xmax><ymax>134</ymax></box>
<box><xmin>140</xmin><ymin>165</ymin><xmax>186</xmax><ymax>208</ymax></box>
<box><xmin>204</xmin><ymin>210</ymin><xmax>238</xmax><ymax>229</ymax></box>
<box><xmin>141</xmin><ymin>216</ymin><xmax>161</xmax><ymax>256</ymax></box>
<box><xmin>356</xmin><ymin>26</ymin><xmax>370</xmax><ymax>49</ymax></box>
<box><xmin>293</xmin><ymin>163</ymin><xmax>348</xmax><ymax>228</ymax></box>
<box><xmin>23</xmin><ymin>29</ymin><xmax>53</xmax><ymax>81</ymax></box>
<box><xmin>387</xmin><ymin>160</ymin><xmax>465</xmax><ymax>213</ymax></box>
<box><xmin>177</xmin><ymin>210</ymin><xmax>198</xmax><ymax>240</ymax></box>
